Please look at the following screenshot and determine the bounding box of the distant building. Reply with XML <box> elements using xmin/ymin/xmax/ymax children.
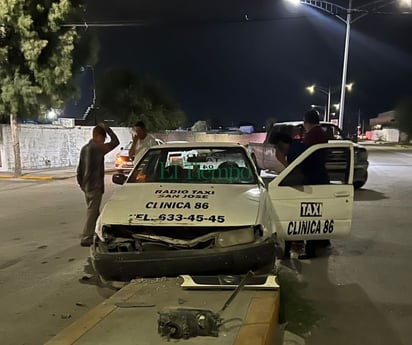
<box><xmin>52</xmin><ymin>118</ymin><xmax>76</xmax><ymax>128</ymax></box>
<box><xmin>368</xmin><ymin>110</ymin><xmax>399</xmax><ymax>142</ymax></box>
<box><xmin>239</xmin><ymin>125</ymin><xmax>254</xmax><ymax>134</ymax></box>
<box><xmin>369</xmin><ymin>110</ymin><xmax>395</xmax><ymax>129</ymax></box>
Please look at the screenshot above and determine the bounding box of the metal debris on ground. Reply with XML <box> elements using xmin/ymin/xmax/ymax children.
<box><xmin>158</xmin><ymin>271</ymin><xmax>254</xmax><ymax>340</ymax></box>
<box><xmin>115</xmin><ymin>302</ymin><xmax>155</xmax><ymax>308</ymax></box>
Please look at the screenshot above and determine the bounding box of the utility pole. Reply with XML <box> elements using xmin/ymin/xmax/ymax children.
<box><xmin>10</xmin><ymin>115</ymin><xmax>22</xmax><ymax>177</ymax></box>
<box><xmin>338</xmin><ymin>0</ymin><xmax>352</xmax><ymax>130</ymax></box>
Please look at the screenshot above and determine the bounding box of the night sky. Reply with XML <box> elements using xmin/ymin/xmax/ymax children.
<box><xmin>69</xmin><ymin>0</ymin><xmax>412</xmax><ymax>130</ymax></box>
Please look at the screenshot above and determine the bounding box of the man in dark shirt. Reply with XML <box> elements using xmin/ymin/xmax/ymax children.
<box><xmin>303</xmin><ymin>110</ymin><xmax>329</xmax><ymax>146</ymax></box>
<box><xmin>301</xmin><ymin>109</ymin><xmax>330</xmax><ymax>186</ymax></box>
<box><xmin>300</xmin><ymin>110</ymin><xmax>330</xmax><ymax>259</ymax></box>
<box><xmin>77</xmin><ymin>123</ymin><xmax>119</xmax><ymax>247</ymax></box>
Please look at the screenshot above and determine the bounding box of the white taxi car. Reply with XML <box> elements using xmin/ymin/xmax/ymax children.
<box><xmin>91</xmin><ymin>142</ymin><xmax>354</xmax><ymax>282</ymax></box>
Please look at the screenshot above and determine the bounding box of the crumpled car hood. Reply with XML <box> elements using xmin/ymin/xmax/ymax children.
<box><xmin>100</xmin><ymin>183</ymin><xmax>262</xmax><ymax>227</ymax></box>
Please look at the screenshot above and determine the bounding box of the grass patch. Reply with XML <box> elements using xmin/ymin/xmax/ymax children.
<box><xmin>278</xmin><ymin>269</ymin><xmax>323</xmax><ymax>337</ymax></box>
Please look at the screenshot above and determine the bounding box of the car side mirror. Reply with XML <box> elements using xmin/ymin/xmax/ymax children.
<box><xmin>112</xmin><ymin>173</ymin><xmax>127</xmax><ymax>185</ymax></box>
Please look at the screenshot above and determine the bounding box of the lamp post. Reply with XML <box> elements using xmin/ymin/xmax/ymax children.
<box><xmin>306</xmin><ymin>83</ymin><xmax>354</xmax><ymax>123</ymax></box>
<box><xmin>80</xmin><ymin>65</ymin><xmax>97</xmax><ymax>124</ymax></box>
<box><xmin>306</xmin><ymin>85</ymin><xmax>331</xmax><ymax>121</ymax></box>
<box><xmin>80</xmin><ymin>65</ymin><xmax>96</xmax><ymax>107</ymax></box>
<box><xmin>288</xmin><ymin>0</ymin><xmax>412</xmax><ymax>129</ymax></box>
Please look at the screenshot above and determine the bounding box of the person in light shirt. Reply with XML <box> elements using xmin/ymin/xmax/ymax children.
<box><xmin>128</xmin><ymin>121</ymin><xmax>157</xmax><ymax>164</ymax></box>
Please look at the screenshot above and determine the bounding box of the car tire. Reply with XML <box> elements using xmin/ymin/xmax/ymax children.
<box><xmin>354</xmin><ymin>171</ymin><xmax>368</xmax><ymax>189</ymax></box>
<box><xmin>354</xmin><ymin>181</ymin><xmax>365</xmax><ymax>189</ymax></box>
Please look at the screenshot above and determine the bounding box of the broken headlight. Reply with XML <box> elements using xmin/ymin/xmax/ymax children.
<box><xmin>217</xmin><ymin>227</ymin><xmax>255</xmax><ymax>248</ymax></box>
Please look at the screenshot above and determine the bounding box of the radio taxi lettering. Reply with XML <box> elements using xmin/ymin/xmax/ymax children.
<box><xmin>155</xmin><ymin>189</ymin><xmax>215</xmax><ymax>199</ymax></box>
<box><xmin>300</xmin><ymin>202</ymin><xmax>323</xmax><ymax>217</ymax></box>
<box><xmin>287</xmin><ymin>219</ymin><xmax>334</xmax><ymax>235</ymax></box>
<box><xmin>155</xmin><ymin>189</ymin><xmax>189</xmax><ymax>194</ymax></box>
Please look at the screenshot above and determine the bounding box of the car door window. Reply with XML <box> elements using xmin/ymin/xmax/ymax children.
<box><xmin>280</xmin><ymin>147</ymin><xmax>352</xmax><ymax>187</ymax></box>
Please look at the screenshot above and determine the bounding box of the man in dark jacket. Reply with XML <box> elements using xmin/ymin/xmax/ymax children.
<box><xmin>77</xmin><ymin>123</ymin><xmax>119</xmax><ymax>247</ymax></box>
<box><xmin>301</xmin><ymin>109</ymin><xmax>330</xmax><ymax>186</ymax></box>
<box><xmin>300</xmin><ymin>109</ymin><xmax>330</xmax><ymax>259</ymax></box>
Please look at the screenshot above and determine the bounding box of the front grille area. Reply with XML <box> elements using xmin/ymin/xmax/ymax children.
<box><xmin>100</xmin><ymin>225</ymin><xmax>259</xmax><ymax>253</ymax></box>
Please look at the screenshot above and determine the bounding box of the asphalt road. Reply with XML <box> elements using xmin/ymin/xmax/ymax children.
<box><xmin>279</xmin><ymin>147</ymin><xmax>412</xmax><ymax>345</ymax></box>
<box><xmin>0</xmin><ymin>175</ymin><xmax>118</xmax><ymax>345</ymax></box>
<box><xmin>0</xmin><ymin>147</ymin><xmax>411</xmax><ymax>345</ymax></box>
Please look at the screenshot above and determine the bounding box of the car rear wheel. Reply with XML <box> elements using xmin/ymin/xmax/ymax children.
<box><xmin>354</xmin><ymin>180</ymin><xmax>366</xmax><ymax>189</ymax></box>
<box><xmin>354</xmin><ymin>171</ymin><xmax>368</xmax><ymax>189</ymax></box>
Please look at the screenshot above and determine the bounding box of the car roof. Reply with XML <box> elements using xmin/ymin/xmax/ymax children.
<box><xmin>165</xmin><ymin>140</ymin><xmax>189</xmax><ymax>144</ymax></box>
<box><xmin>273</xmin><ymin>121</ymin><xmax>337</xmax><ymax>126</ymax></box>
<box><xmin>152</xmin><ymin>142</ymin><xmax>244</xmax><ymax>149</ymax></box>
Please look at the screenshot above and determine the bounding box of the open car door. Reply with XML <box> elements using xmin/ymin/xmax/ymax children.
<box><xmin>268</xmin><ymin>142</ymin><xmax>354</xmax><ymax>240</ymax></box>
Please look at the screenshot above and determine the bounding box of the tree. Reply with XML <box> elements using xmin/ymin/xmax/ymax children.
<box><xmin>94</xmin><ymin>67</ymin><xmax>186</xmax><ymax>130</ymax></box>
<box><xmin>395</xmin><ymin>98</ymin><xmax>412</xmax><ymax>143</ymax></box>
<box><xmin>0</xmin><ymin>0</ymin><xmax>86</xmax><ymax>175</ymax></box>
<box><xmin>191</xmin><ymin>121</ymin><xmax>208</xmax><ymax>132</ymax></box>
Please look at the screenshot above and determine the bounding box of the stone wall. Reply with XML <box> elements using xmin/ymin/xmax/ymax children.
<box><xmin>0</xmin><ymin>124</ymin><xmax>266</xmax><ymax>171</ymax></box>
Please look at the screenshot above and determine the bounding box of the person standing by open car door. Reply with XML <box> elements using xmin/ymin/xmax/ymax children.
<box><xmin>300</xmin><ymin>109</ymin><xmax>330</xmax><ymax>259</ymax></box>
<box><xmin>77</xmin><ymin>123</ymin><xmax>119</xmax><ymax>247</ymax></box>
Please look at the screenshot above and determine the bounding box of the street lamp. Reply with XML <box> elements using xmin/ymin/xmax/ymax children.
<box><xmin>305</xmin><ymin>83</ymin><xmax>353</xmax><ymax>122</ymax></box>
<box><xmin>288</xmin><ymin>0</ymin><xmax>412</xmax><ymax>129</ymax></box>
<box><xmin>306</xmin><ymin>84</ymin><xmax>331</xmax><ymax>122</ymax></box>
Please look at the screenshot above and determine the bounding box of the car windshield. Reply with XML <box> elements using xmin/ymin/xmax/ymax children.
<box><xmin>123</xmin><ymin>141</ymin><xmax>133</xmax><ymax>150</ymax></box>
<box><xmin>320</xmin><ymin>124</ymin><xmax>344</xmax><ymax>140</ymax></box>
<box><xmin>127</xmin><ymin>146</ymin><xmax>258</xmax><ymax>184</ymax></box>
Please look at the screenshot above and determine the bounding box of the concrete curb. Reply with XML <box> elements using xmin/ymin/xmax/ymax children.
<box><xmin>234</xmin><ymin>291</ymin><xmax>280</xmax><ymax>345</ymax></box>
<box><xmin>0</xmin><ymin>174</ymin><xmax>74</xmax><ymax>181</ymax></box>
<box><xmin>45</xmin><ymin>281</ymin><xmax>280</xmax><ymax>345</ymax></box>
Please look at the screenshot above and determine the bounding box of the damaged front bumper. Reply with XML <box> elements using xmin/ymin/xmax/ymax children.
<box><xmin>91</xmin><ymin>237</ymin><xmax>276</xmax><ymax>282</ymax></box>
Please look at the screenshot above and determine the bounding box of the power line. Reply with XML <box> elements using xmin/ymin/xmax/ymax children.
<box><xmin>61</xmin><ymin>15</ymin><xmax>309</xmax><ymax>29</ymax></box>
